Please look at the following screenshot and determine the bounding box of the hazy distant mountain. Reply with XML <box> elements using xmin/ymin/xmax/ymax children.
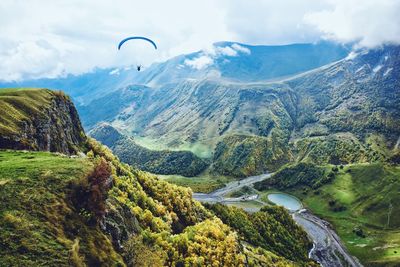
<box><xmin>0</xmin><ymin>67</ymin><xmax>140</xmax><ymax>105</ymax></box>
<box><xmin>0</xmin><ymin>41</ymin><xmax>349</xmax><ymax>105</ymax></box>
<box><xmin>78</xmin><ymin>44</ymin><xmax>400</xmax><ymax>176</ymax></box>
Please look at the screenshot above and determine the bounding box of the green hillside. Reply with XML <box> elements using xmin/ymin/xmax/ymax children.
<box><xmin>0</xmin><ymin>88</ymin><xmax>315</xmax><ymax>266</ymax></box>
<box><xmin>212</xmin><ymin>134</ymin><xmax>290</xmax><ymax>177</ymax></box>
<box><xmin>258</xmin><ymin>162</ymin><xmax>400</xmax><ymax>266</ymax></box>
<box><xmin>0</xmin><ymin>144</ymin><xmax>313</xmax><ymax>266</ymax></box>
<box><xmin>89</xmin><ymin>123</ymin><xmax>209</xmax><ymax>177</ymax></box>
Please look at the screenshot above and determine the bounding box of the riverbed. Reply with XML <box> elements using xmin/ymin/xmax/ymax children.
<box><xmin>192</xmin><ymin>173</ymin><xmax>363</xmax><ymax>267</ymax></box>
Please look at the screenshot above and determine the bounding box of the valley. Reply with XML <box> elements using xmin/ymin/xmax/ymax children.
<box><xmin>0</xmin><ymin>88</ymin><xmax>318</xmax><ymax>266</ymax></box>
<box><xmin>254</xmin><ymin>162</ymin><xmax>400</xmax><ymax>266</ymax></box>
<box><xmin>1</xmin><ymin>1</ymin><xmax>399</xmax><ymax>266</ymax></box>
<box><xmin>1</xmin><ymin>41</ymin><xmax>399</xmax><ymax>266</ymax></box>
<box><xmin>192</xmin><ymin>171</ymin><xmax>361</xmax><ymax>266</ymax></box>
<box><xmin>76</xmin><ymin>43</ymin><xmax>399</xmax><ymax>180</ymax></box>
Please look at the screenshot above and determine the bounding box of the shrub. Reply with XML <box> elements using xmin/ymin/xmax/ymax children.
<box><xmin>122</xmin><ymin>235</ymin><xmax>165</xmax><ymax>267</ymax></box>
<box><xmin>353</xmin><ymin>227</ymin><xmax>366</xmax><ymax>238</ymax></box>
<box><xmin>71</xmin><ymin>157</ymin><xmax>112</xmax><ymax>223</ymax></box>
<box><xmin>86</xmin><ymin>157</ymin><xmax>112</xmax><ymax>220</ymax></box>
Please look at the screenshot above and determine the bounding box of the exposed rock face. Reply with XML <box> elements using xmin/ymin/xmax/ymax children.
<box><xmin>102</xmin><ymin>201</ymin><xmax>141</xmax><ymax>249</ymax></box>
<box><xmin>0</xmin><ymin>90</ymin><xmax>86</xmax><ymax>154</ymax></box>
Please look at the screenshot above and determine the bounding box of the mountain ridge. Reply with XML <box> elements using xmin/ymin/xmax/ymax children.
<box><xmin>77</xmin><ymin>44</ymin><xmax>400</xmax><ymax>177</ymax></box>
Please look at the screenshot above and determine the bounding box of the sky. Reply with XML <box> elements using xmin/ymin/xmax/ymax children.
<box><xmin>0</xmin><ymin>0</ymin><xmax>399</xmax><ymax>81</ymax></box>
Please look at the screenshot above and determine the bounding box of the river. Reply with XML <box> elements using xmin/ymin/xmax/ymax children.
<box><xmin>193</xmin><ymin>173</ymin><xmax>363</xmax><ymax>267</ymax></box>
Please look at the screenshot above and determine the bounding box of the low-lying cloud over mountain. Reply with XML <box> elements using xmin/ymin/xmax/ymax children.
<box><xmin>184</xmin><ymin>43</ymin><xmax>251</xmax><ymax>70</ymax></box>
<box><xmin>0</xmin><ymin>0</ymin><xmax>399</xmax><ymax>81</ymax></box>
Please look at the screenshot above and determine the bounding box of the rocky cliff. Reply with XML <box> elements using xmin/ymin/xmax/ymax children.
<box><xmin>0</xmin><ymin>89</ymin><xmax>85</xmax><ymax>154</ymax></box>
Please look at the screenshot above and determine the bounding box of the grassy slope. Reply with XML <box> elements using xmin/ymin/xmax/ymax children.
<box><xmin>288</xmin><ymin>164</ymin><xmax>400</xmax><ymax>266</ymax></box>
<box><xmin>0</xmin><ymin>147</ymin><xmax>312</xmax><ymax>266</ymax></box>
<box><xmin>159</xmin><ymin>173</ymin><xmax>235</xmax><ymax>193</ymax></box>
<box><xmin>0</xmin><ymin>150</ymin><xmax>123</xmax><ymax>266</ymax></box>
<box><xmin>0</xmin><ymin>148</ymin><xmax>243</xmax><ymax>266</ymax></box>
<box><xmin>0</xmin><ymin>88</ymin><xmax>53</xmax><ymax>136</ymax></box>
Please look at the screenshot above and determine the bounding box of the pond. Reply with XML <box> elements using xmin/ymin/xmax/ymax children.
<box><xmin>267</xmin><ymin>193</ymin><xmax>302</xmax><ymax>211</ymax></box>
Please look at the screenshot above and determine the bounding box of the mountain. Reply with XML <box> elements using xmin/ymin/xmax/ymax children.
<box><xmin>89</xmin><ymin>123</ymin><xmax>209</xmax><ymax>176</ymax></box>
<box><xmin>133</xmin><ymin>41</ymin><xmax>350</xmax><ymax>85</ymax></box>
<box><xmin>0</xmin><ymin>88</ymin><xmax>316</xmax><ymax>266</ymax></box>
<box><xmin>3</xmin><ymin>42</ymin><xmax>397</xmax><ymax>178</ymax></box>
<box><xmin>77</xmin><ymin>44</ymin><xmax>400</xmax><ymax>177</ymax></box>
<box><xmin>0</xmin><ymin>41</ymin><xmax>348</xmax><ymax>105</ymax></box>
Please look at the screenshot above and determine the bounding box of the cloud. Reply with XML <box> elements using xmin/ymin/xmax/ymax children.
<box><xmin>184</xmin><ymin>43</ymin><xmax>252</xmax><ymax>69</ymax></box>
<box><xmin>0</xmin><ymin>0</ymin><xmax>398</xmax><ymax>81</ymax></box>
<box><xmin>304</xmin><ymin>0</ymin><xmax>400</xmax><ymax>48</ymax></box>
<box><xmin>217</xmin><ymin>46</ymin><xmax>238</xmax><ymax>57</ymax></box>
<box><xmin>0</xmin><ymin>0</ymin><xmax>231</xmax><ymax>81</ymax></box>
<box><xmin>0</xmin><ymin>40</ymin><xmax>65</xmax><ymax>81</ymax></box>
<box><xmin>231</xmin><ymin>44</ymin><xmax>250</xmax><ymax>54</ymax></box>
<box><xmin>224</xmin><ymin>0</ymin><xmax>327</xmax><ymax>45</ymax></box>
<box><xmin>184</xmin><ymin>56</ymin><xmax>213</xmax><ymax>70</ymax></box>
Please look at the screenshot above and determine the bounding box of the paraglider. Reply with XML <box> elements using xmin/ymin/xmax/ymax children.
<box><xmin>118</xmin><ymin>36</ymin><xmax>157</xmax><ymax>50</ymax></box>
<box><xmin>117</xmin><ymin>36</ymin><xmax>157</xmax><ymax>71</ymax></box>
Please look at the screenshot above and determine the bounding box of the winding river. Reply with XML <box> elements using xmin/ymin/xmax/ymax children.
<box><xmin>193</xmin><ymin>173</ymin><xmax>363</xmax><ymax>267</ymax></box>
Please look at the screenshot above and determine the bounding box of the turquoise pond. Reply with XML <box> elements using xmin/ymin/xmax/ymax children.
<box><xmin>267</xmin><ymin>193</ymin><xmax>302</xmax><ymax>211</ymax></box>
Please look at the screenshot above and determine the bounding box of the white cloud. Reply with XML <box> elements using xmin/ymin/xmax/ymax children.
<box><xmin>231</xmin><ymin>43</ymin><xmax>250</xmax><ymax>54</ymax></box>
<box><xmin>217</xmin><ymin>46</ymin><xmax>238</xmax><ymax>57</ymax></box>
<box><xmin>109</xmin><ymin>68</ymin><xmax>120</xmax><ymax>75</ymax></box>
<box><xmin>0</xmin><ymin>40</ymin><xmax>65</xmax><ymax>81</ymax></box>
<box><xmin>184</xmin><ymin>56</ymin><xmax>213</xmax><ymax>70</ymax></box>
<box><xmin>0</xmin><ymin>0</ymin><xmax>398</xmax><ymax>81</ymax></box>
<box><xmin>0</xmin><ymin>0</ymin><xmax>231</xmax><ymax>81</ymax></box>
<box><xmin>304</xmin><ymin>0</ymin><xmax>400</xmax><ymax>48</ymax></box>
<box><xmin>224</xmin><ymin>0</ymin><xmax>327</xmax><ymax>45</ymax></box>
<box><xmin>184</xmin><ymin>43</ymin><xmax>251</xmax><ymax>69</ymax></box>
<box><xmin>345</xmin><ymin>51</ymin><xmax>358</xmax><ymax>61</ymax></box>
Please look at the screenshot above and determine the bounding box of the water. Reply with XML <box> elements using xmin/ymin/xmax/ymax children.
<box><xmin>267</xmin><ymin>193</ymin><xmax>302</xmax><ymax>211</ymax></box>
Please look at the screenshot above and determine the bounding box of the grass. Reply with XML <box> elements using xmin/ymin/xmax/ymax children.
<box><xmin>0</xmin><ymin>88</ymin><xmax>53</xmax><ymax>136</ymax></box>
<box><xmin>158</xmin><ymin>173</ymin><xmax>235</xmax><ymax>193</ymax></box>
<box><xmin>0</xmin><ymin>150</ymin><xmax>124</xmax><ymax>266</ymax></box>
<box><xmin>287</xmin><ymin>163</ymin><xmax>400</xmax><ymax>266</ymax></box>
<box><xmin>224</xmin><ymin>200</ymin><xmax>265</xmax><ymax>211</ymax></box>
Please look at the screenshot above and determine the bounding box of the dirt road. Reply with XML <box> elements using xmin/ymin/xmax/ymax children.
<box><xmin>193</xmin><ymin>173</ymin><xmax>363</xmax><ymax>267</ymax></box>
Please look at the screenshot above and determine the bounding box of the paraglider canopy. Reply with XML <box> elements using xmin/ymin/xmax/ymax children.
<box><xmin>118</xmin><ymin>36</ymin><xmax>157</xmax><ymax>50</ymax></box>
